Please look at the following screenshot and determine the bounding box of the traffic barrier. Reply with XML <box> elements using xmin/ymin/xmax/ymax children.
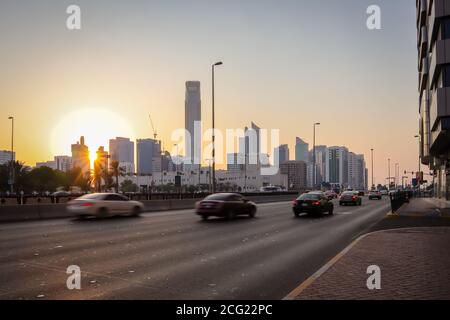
<box><xmin>0</xmin><ymin>194</ymin><xmax>297</xmax><ymax>223</ymax></box>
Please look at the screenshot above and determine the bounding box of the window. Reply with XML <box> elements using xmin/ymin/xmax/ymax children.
<box><xmin>441</xmin><ymin>18</ymin><xmax>450</xmax><ymax>40</ymax></box>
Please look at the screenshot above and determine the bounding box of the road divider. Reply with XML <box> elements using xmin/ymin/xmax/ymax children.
<box><xmin>0</xmin><ymin>194</ymin><xmax>297</xmax><ymax>223</ymax></box>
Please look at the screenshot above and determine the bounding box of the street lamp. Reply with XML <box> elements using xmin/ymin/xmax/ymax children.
<box><xmin>370</xmin><ymin>148</ymin><xmax>374</xmax><ymax>189</ymax></box>
<box><xmin>211</xmin><ymin>61</ymin><xmax>223</xmax><ymax>194</ymax></box>
<box><xmin>395</xmin><ymin>163</ymin><xmax>399</xmax><ymax>188</ymax></box>
<box><xmin>414</xmin><ymin>135</ymin><xmax>421</xmax><ymax>175</ymax></box>
<box><xmin>8</xmin><ymin>116</ymin><xmax>14</xmax><ymax>193</ymax></box>
<box><xmin>313</xmin><ymin>122</ymin><xmax>320</xmax><ymax>190</ymax></box>
<box><xmin>387</xmin><ymin>158</ymin><xmax>391</xmax><ymax>188</ymax></box>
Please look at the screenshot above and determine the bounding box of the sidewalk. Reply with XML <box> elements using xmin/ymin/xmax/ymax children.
<box><xmin>289</xmin><ymin>198</ymin><xmax>450</xmax><ymax>300</ymax></box>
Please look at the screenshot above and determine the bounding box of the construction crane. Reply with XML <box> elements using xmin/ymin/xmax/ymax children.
<box><xmin>148</xmin><ymin>114</ymin><xmax>158</xmax><ymax>140</ymax></box>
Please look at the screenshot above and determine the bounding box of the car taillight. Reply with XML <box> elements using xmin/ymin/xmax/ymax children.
<box><xmin>312</xmin><ymin>201</ymin><xmax>320</xmax><ymax>206</ymax></box>
<box><xmin>352</xmin><ymin>196</ymin><xmax>357</xmax><ymax>200</ymax></box>
<box><xmin>82</xmin><ymin>202</ymin><xmax>93</xmax><ymax>207</ymax></box>
<box><xmin>292</xmin><ymin>199</ymin><xmax>298</xmax><ymax>206</ymax></box>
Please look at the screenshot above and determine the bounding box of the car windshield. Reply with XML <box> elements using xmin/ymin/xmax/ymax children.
<box><xmin>77</xmin><ymin>194</ymin><xmax>104</xmax><ymax>200</ymax></box>
<box><xmin>298</xmin><ymin>194</ymin><xmax>321</xmax><ymax>200</ymax></box>
<box><xmin>204</xmin><ymin>194</ymin><xmax>232</xmax><ymax>201</ymax></box>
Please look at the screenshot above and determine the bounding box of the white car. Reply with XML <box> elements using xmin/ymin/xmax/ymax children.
<box><xmin>67</xmin><ymin>193</ymin><xmax>145</xmax><ymax>218</ymax></box>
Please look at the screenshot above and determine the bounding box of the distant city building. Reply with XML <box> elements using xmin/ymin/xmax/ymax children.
<box><xmin>137</xmin><ymin>138</ymin><xmax>161</xmax><ymax>175</ymax></box>
<box><xmin>0</xmin><ymin>150</ymin><xmax>15</xmax><ymax>165</ymax></box>
<box><xmin>348</xmin><ymin>152</ymin><xmax>366</xmax><ymax>190</ymax></box>
<box><xmin>326</xmin><ymin>146</ymin><xmax>349</xmax><ymax>188</ymax></box>
<box><xmin>280</xmin><ymin>160</ymin><xmax>307</xmax><ymax>190</ymax></box>
<box><xmin>54</xmin><ymin>156</ymin><xmax>72</xmax><ymax>172</ymax></box>
<box><xmin>275</xmin><ymin>144</ymin><xmax>290</xmax><ymax>165</ymax></box>
<box><xmin>416</xmin><ymin>1</ymin><xmax>450</xmax><ymax>200</ymax></box>
<box><xmin>295</xmin><ymin>137</ymin><xmax>309</xmax><ymax>162</ymax></box>
<box><xmin>185</xmin><ymin>81</ymin><xmax>201</xmax><ymax>167</ymax></box>
<box><xmin>109</xmin><ymin>137</ymin><xmax>134</xmax><ymax>174</ymax></box>
<box><xmin>314</xmin><ymin>145</ymin><xmax>328</xmax><ymax>185</ymax></box>
<box><xmin>95</xmin><ymin>146</ymin><xmax>109</xmax><ymax>172</ymax></box>
<box><xmin>71</xmin><ymin>136</ymin><xmax>90</xmax><ymax>173</ymax></box>
<box><xmin>36</xmin><ymin>161</ymin><xmax>56</xmax><ymax>170</ymax></box>
<box><xmin>227</xmin><ymin>153</ymin><xmax>245</xmax><ymax>172</ymax></box>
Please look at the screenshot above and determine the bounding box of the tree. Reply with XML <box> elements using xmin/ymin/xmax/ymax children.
<box><xmin>67</xmin><ymin>167</ymin><xmax>92</xmax><ymax>192</ymax></box>
<box><xmin>120</xmin><ymin>179</ymin><xmax>138</xmax><ymax>193</ymax></box>
<box><xmin>110</xmin><ymin>160</ymin><xmax>125</xmax><ymax>193</ymax></box>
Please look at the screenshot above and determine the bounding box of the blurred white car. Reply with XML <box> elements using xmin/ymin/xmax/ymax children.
<box><xmin>67</xmin><ymin>193</ymin><xmax>144</xmax><ymax>218</ymax></box>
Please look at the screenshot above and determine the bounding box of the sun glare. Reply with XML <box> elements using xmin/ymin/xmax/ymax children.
<box><xmin>51</xmin><ymin>108</ymin><xmax>135</xmax><ymax>167</ymax></box>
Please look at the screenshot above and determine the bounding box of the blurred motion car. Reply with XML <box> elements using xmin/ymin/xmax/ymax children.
<box><xmin>368</xmin><ymin>190</ymin><xmax>382</xmax><ymax>200</ymax></box>
<box><xmin>339</xmin><ymin>191</ymin><xmax>362</xmax><ymax>206</ymax></box>
<box><xmin>292</xmin><ymin>192</ymin><xmax>334</xmax><ymax>216</ymax></box>
<box><xmin>195</xmin><ymin>193</ymin><xmax>257</xmax><ymax>220</ymax></box>
<box><xmin>67</xmin><ymin>193</ymin><xmax>144</xmax><ymax>218</ymax></box>
<box><xmin>324</xmin><ymin>190</ymin><xmax>337</xmax><ymax>200</ymax></box>
<box><xmin>380</xmin><ymin>189</ymin><xmax>388</xmax><ymax>196</ymax></box>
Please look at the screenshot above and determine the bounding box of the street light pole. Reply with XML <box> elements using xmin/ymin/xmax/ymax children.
<box><xmin>8</xmin><ymin>116</ymin><xmax>14</xmax><ymax>193</ymax></box>
<box><xmin>211</xmin><ymin>61</ymin><xmax>223</xmax><ymax>194</ymax></box>
<box><xmin>313</xmin><ymin>122</ymin><xmax>320</xmax><ymax>190</ymax></box>
<box><xmin>388</xmin><ymin>158</ymin><xmax>391</xmax><ymax>189</ymax></box>
<box><xmin>395</xmin><ymin>163</ymin><xmax>399</xmax><ymax>188</ymax></box>
<box><xmin>371</xmin><ymin>148</ymin><xmax>374</xmax><ymax>189</ymax></box>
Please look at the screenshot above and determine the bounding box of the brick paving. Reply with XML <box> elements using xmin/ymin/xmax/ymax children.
<box><xmin>295</xmin><ymin>227</ymin><xmax>450</xmax><ymax>300</ymax></box>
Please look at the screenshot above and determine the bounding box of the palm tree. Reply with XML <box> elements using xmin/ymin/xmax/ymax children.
<box><xmin>110</xmin><ymin>160</ymin><xmax>125</xmax><ymax>193</ymax></box>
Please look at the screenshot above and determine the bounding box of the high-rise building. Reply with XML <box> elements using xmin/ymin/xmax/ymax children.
<box><xmin>227</xmin><ymin>153</ymin><xmax>245</xmax><ymax>172</ymax></box>
<box><xmin>137</xmin><ymin>139</ymin><xmax>161</xmax><ymax>175</ymax></box>
<box><xmin>325</xmin><ymin>146</ymin><xmax>349</xmax><ymax>188</ymax></box>
<box><xmin>95</xmin><ymin>146</ymin><xmax>109</xmax><ymax>172</ymax></box>
<box><xmin>314</xmin><ymin>145</ymin><xmax>328</xmax><ymax>185</ymax></box>
<box><xmin>295</xmin><ymin>137</ymin><xmax>309</xmax><ymax>162</ymax></box>
<box><xmin>348</xmin><ymin>153</ymin><xmax>366</xmax><ymax>190</ymax></box>
<box><xmin>185</xmin><ymin>81</ymin><xmax>201</xmax><ymax>167</ymax></box>
<box><xmin>0</xmin><ymin>150</ymin><xmax>15</xmax><ymax>165</ymax></box>
<box><xmin>417</xmin><ymin>0</ymin><xmax>450</xmax><ymax>200</ymax></box>
<box><xmin>71</xmin><ymin>136</ymin><xmax>90</xmax><ymax>174</ymax></box>
<box><xmin>54</xmin><ymin>156</ymin><xmax>72</xmax><ymax>172</ymax></box>
<box><xmin>109</xmin><ymin>137</ymin><xmax>134</xmax><ymax>174</ymax></box>
<box><xmin>275</xmin><ymin>144</ymin><xmax>290</xmax><ymax>165</ymax></box>
<box><xmin>280</xmin><ymin>160</ymin><xmax>307</xmax><ymax>190</ymax></box>
<box><xmin>36</xmin><ymin>161</ymin><xmax>56</xmax><ymax>170</ymax></box>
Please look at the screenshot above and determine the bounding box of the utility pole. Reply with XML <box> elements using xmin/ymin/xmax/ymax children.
<box><xmin>371</xmin><ymin>148</ymin><xmax>374</xmax><ymax>189</ymax></box>
<box><xmin>8</xmin><ymin>116</ymin><xmax>14</xmax><ymax>193</ymax></box>
<box><xmin>313</xmin><ymin>122</ymin><xmax>320</xmax><ymax>190</ymax></box>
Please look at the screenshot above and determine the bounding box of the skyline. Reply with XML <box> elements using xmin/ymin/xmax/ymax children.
<box><xmin>0</xmin><ymin>0</ymin><xmax>419</xmax><ymax>186</ymax></box>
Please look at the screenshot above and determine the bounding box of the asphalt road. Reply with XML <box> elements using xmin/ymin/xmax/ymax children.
<box><xmin>0</xmin><ymin>197</ymin><xmax>391</xmax><ymax>300</ymax></box>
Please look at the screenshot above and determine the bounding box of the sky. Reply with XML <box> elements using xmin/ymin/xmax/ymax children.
<box><xmin>0</xmin><ymin>0</ymin><xmax>419</xmax><ymax>186</ymax></box>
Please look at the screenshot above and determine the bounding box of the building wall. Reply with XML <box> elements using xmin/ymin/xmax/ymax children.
<box><xmin>295</xmin><ymin>137</ymin><xmax>309</xmax><ymax>162</ymax></box>
<box><xmin>280</xmin><ymin>160</ymin><xmax>307</xmax><ymax>190</ymax></box>
<box><xmin>137</xmin><ymin>139</ymin><xmax>160</xmax><ymax>175</ymax></box>
<box><xmin>71</xmin><ymin>136</ymin><xmax>90</xmax><ymax>174</ymax></box>
<box><xmin>0</xmin><ymin>150</ymin><xmax>15</xmax><ymax>165</ymax></box>
<box><xmin>109</xmin><ymin>137</ymin><xmax>134</xmax><ymax>173</ymax></box>
<box><xmin>417</xmin><ymin>0</ymin><xmax>450</xmax><ymax>200</ymax></box>
<box><xmin>185</xmin><ymin>81</ymin><xmax>201</xmax><ymax>166</ymax></box>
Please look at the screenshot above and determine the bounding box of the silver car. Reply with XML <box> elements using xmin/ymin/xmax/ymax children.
<box><xmin>67</xmin><ymin>193</ymin><xmax>145</xmax><ymax>218</ymax></box>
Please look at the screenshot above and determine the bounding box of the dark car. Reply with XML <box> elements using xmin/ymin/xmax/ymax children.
<box><xmin>195</xmin><ymin>193</ymin><xmax>257</xmax><ymax>220</ymax></box>
<box><xmin>292</xmin><ymin>192</ymin><xmax>334</xmax><ymax>217</ymax></box>
<box><xmin>339</xmin><ymin>191</ymin><xmax>362</xmax><ymax>206</ymax></box>
<box><xmin>368</xmin><ymin>190</ymin><xmax>382</xmax><ymax>200</ymax></box>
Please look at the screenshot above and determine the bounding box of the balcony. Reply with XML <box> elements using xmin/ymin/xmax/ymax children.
<box><xmin>429</xmin><ymin>39</ymin><xmax>450</xmax><ymax>87</ymax></box>
<box><xmin>429</xmin><ymin>0</ymin><xmax>450</xmax><ymax>44</ymax></box>
<box><xmin>430</xmin><ymin>87</ymin><xmax>450</xmax><ymax>130</ymax></box>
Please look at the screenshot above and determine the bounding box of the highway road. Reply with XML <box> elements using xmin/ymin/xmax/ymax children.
<box><xmin>0</xmin><ymin>197</ymin><xmax>391</xmax><ymax>300</ymax></box>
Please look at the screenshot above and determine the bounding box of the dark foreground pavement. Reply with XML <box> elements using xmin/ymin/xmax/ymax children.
<box><xmin>293</xmin><ymin>198</ymin><xmax>450</xmax><ymax>300</ymax></box>
<box><xmin>0</xmin><ymin>198</ymin><xmax>390</xmax><ymax>300</ymax></box>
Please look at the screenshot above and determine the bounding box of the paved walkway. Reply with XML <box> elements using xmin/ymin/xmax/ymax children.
<box><xmin>291</xmin><ymin>198</ymin><xmax>450</xmax><ymax>300</ymax></box>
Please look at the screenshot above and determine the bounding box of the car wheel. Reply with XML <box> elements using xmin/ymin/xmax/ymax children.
<box><xmin>98</xmin><ymin>207</ymin><xmax>108</xmax><ymax>218</ymax></box>
<box><xmin>201</xmin><ymin>215</ymin><xmax>208</xmax><ymax>221</ymax></box>
<box><xmin>131</xmin><ymin>206</ymin><xmax>141</xmax><ymax>216</ymax></box>
<box><xmin>226</xmin><ymin>209</ymin><xmax>236</xmax><ymax>220</ymax></box>
<box><xmin>248</xmin><ymin>207</ymin><xmax>256</xmax><ymax>218</ymax></box>
<box><xmin>328</xmin><ymin>206</ymin><xmax>334</xmax><ymax>215</ymax></box>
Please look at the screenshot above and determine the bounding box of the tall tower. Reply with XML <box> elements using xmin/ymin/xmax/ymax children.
<box><xmin>185</xmin><ymin>81</ymin><xmax>201</xmax><ymax>168</ymax></box>
<box><xmin>71</xmin><ymin>136</ymin><xmax>90</xmax><ymax>174</ymax></box>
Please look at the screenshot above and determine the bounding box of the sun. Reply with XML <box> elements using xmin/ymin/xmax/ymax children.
<box><xmin>51</xmin><ymin>108</ymin><xmax>135</xmax><ymax>166</ymax></box>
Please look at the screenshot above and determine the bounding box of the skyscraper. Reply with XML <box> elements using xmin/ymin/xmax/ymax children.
<box><xmin>109</xmin><ymin>137</ymin><xmax>134</xmax><ymax>174</ymax></box>
<box><xmin>185</xmin><ymin>81</ymin><xmax>201</xmax><ymax>167</ymax></box>
<box><xmin>54</xmin><ymin>156</ymin><xmax>72</xmax><ymax>172</ymax></box>
<box><xmin>137</xmin><ymin>139</ymin><xmax>161</xmax><ymax>175</ymax></box>
<box><xmin>295</xmin><ymin>137</ymin><xmax>309</xmax><ymax>162</ymax></box>
<box><xmin>348</xmin><ymin>153</ymin><xmax>366</xmax><ymax>190</ymax></box>
<box><xmin>325</xmin><ymin>146</ymin><xmax>349</xmax><ymax>188</ymax></box>
<box><xmin>71</xmin><ymin>136</ymin><xmax>90</xmax><ymax>174</ymax></box>
<box><xmin>275</xmin><ymin>144</ymin><xmax>290</xmax><ymax>164</ymax></box>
